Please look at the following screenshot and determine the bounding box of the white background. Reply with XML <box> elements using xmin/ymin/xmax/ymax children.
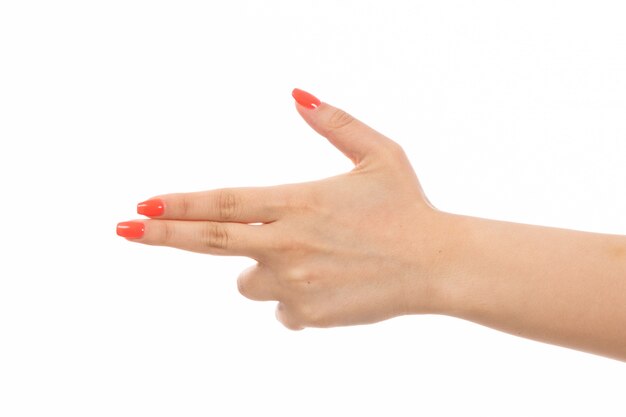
<box><xmin>1</xmin><ymin>1</ymin><xmax>625</xmax><ymax>415</ymax></box>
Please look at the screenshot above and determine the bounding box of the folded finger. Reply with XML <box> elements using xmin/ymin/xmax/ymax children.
<box><xmin>236</xmin><ymin>263</ymin><xmax>281</xmax><ymax>301</ymax></box>
<box><xmin>275</xmin><ymin>302</ymin><xmax>304</xmax><ymax>331</ymax></box>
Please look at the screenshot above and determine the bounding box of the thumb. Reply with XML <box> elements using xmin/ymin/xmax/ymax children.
<box><xmin>291</xmin><ymin>88</ymin><xmax>398</xmax><ymax>166</ymax></box>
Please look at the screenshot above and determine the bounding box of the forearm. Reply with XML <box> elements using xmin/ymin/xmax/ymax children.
<box><xmin>433</xmin><ymin>212</ymin><xmax>626</xmax><ymax>361</ymax></box>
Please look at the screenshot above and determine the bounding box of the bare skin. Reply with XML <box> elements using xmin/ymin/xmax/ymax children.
<box><xmin>117</xmin><ymin>94</ymin><xmax>626</xmax><ymax>362</ymax></box>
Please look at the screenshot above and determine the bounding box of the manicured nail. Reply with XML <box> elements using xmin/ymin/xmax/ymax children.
<box><xmin>116</xmin><ymin>221</ymin><xmax>145</xmax><ymax>239</ymax></box>
<box><xmin>292</xmin><ymin>88</ymin><xmax>321</xmax><ymax>109</ymax></box>
<box><xmin>137</xmin><ymin>198</ymin><xmax>164</xmax><ymax>217</ymax></box>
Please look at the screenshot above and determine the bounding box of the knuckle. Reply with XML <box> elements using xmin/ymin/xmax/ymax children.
<box><xmin>283</xmin><ymin>185</ymin><xmax>320</xmax><ymax>215</ymax></box>
<box><xmin>216</xmin><ymin>189</ymin><xmax>239</xmax><ymax>221</ymax></box>
<box><xmin>280</xmin><ymin>320</ymin><xmax>300</xmax><ymax>331</ymax></box>
<box><xmin>296</xmin><ymin>302</ymin><xmax>325</xmax><ymax>327</ymax></box>
<box><xmin>179</xmin><ymin>194</ymin><xmax>192</xmax><ymax>218</ymax></box>
<box><xmin>200</xmin><ymin>222</ymin><xmax>229</xmax><ymax>251</ymax></box>
<box><xmin>382</xmin><ymin>140</ymin><xmax>407</xmax><ymax>161</ymax></box>
<box><xmin>236</xmin><ymin>275</ymin><xmax>250</xmax><ymax>298</ymax></box>
<box><xmin>162</xmin><ymin>221</ymin><xmax>174</xmax><ymax>243</ymax></box>
<box><xmin>285</xmin><ymin>323</ymin><xmax>303</xmax><ymax>331</ymax></box>
<box><xmin>273</xmin><ymin>233</ymin><xmax>321</xmax><ymax>260</ymax></box>
<box><xmin>327</xmin><ymin>108</ymin><xmax>356</xmax><ymax>132</ymax></box>
<box><xmin>285</xmin><ymin>266</ymin><xmax>314</xmax><ymax>286</ymax></box>
<box><xmin>282</xmin><ymin>189</ymin><xmax>305</xmax><ymax>212</ymax></box>
<box><xmin>275</xmin><ymin>303</ymin><xmax>303</xmax><ymax>331</ymax></box>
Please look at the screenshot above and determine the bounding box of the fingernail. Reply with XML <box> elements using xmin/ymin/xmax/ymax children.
<box><xmin>116</xmin><ymin>221</ymin><xmax>145</xmax><ymax>239</ymax></box>
<box><xmin>137</xmin><ymin>198</ymin><xmax>164</xmax><ymax>217</ymax></box>
<box><xmin>292</xmin><ymin>88</ymin><xmax>321</xmax><ymax>109</ymax></box>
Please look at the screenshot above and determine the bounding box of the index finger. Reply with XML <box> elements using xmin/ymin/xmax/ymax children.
<box><xmin>137</xmin><ymin>186</ymin><xmax>288</xmax><ymax>223</ymax></box>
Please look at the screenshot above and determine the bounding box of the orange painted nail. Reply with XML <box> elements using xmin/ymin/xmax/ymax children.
<box><xmin>116</xmin><ymin>221</ymin><xmax>145</xmax><ymax>239</ymax></box>
<box><xmin>137</xmin><ymin>198</ymin><xmax>164</xmax><ymax>217</ymax></box>
<box><xmin>292</xmin><ymin>88</ymin><xmax>321</xmax><ymax>109</ymax></box>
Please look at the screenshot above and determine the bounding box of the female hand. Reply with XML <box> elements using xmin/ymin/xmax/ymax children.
<box><xmin>116</xmin><ymin>88</ymin><xmax>453</xmax><ymax>330</ymax></box>
<box><xmin>117</xmin><ymin>88</ymin><xmax>626</xmax><ymax>360</ymax></box>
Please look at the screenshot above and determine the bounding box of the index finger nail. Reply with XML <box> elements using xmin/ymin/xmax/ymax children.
<box><xmin>292</xmin><ymin>88</ymin><xmax>321</xmax><ymax>109</ymax></box>
<box><xmin>137</xmin><ymin>198</ymin><xmax>165</xmax><ymax>217</ymax></box>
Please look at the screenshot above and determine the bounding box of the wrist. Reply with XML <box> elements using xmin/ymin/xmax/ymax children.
<box><xmin>405</xmin><ymin>208</ymin><xmax>479</xmax><ymax>317</ymax></box>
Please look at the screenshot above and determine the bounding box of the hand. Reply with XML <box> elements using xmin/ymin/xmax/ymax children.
<box><xmin>116</xmin><ymin>88</ymin><xmax>454</xmax><ymax>330</ymax></box>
